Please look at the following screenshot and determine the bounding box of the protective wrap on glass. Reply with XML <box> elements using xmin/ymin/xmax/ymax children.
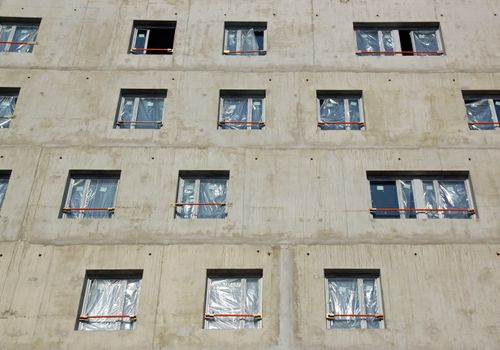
<box><xmin>176</xmin><ymin>179</ymin><xmax>196</xmax><ymax>218</ymax></box>
<box><xmin>363</xmin><ymin>278</ymin><xmax>379</xmax><ymax>328</ymax></box>
<box><xmin>466</xmin><ymin>99</ymin><xmax>495</xmax><ymax>130</ymax></box>
<box><xmin>381</xmin><ymin>31</ymin><xmax>394</xmax><ymax>52</ymax></box>
<box><xmin>221</xmin><ymin>98</ymin><xmax>248</xmax><ymax>129</ymax></box>
<box><xmin>65</xmin><ymin>178</ymin><xmax>118</xmax><ymax>218</ymax></box>
<box><xmin>412</xmin><ymin>30</ymin><xmax>439</xmax><ymax>54</ymax></box>
<box><xmin>356</xmin><ymin>30</ymin><xmax>380</xmax><ymax>54</ymax></box>
<box><xmin>0</xmin><ymin>25</ymin><xmax>14</xmax><ymax>52</ymax></box>
<box><xmin>0</xmin><ymin>96</ymin><xmax>16</xmax><ymax>128</ymax></box>
<box><xmin>10</xmin><ymin>26</ymin><xmax>38</xmax><ymax>52</ymax></box>
<box><xmin>319</xmin><ymin>98</ymin><xmax>346</xmax><ymax>130</ymax></box>
<box><xmin>423</xmin><ymin>180</ymin><xmax>439</xmax><ymax>218</ymax></box>
<box><xmin>206</xmin><ymin>278</ymin><xmax>260</xmax><ymax>329</ymax></box>
<box><xmin>438</xmin><ymin>180</ymin><xmax>469</xmax><ymax>218</ymax></box>
<box><xmin>0</xmin><ymin>177</ymin><xmax>9</xmax><ymax>208</ymax></box>
<box><xmin>136</xmin><ymin>97</ymin><xmax>163</xmax><ymax>129</ymax></box>
<box><xmin>327</xmin><ymin>278</ymin><xmax>361</xmax><ymax>328</ymax></box>
<box><xmin>399</xmin><ymin>180</ymin><xmax>416</xmax><ymax>218</ymax></box>
<box><xmin>79</xmin><ymin>279</ymin><xmax>141</xmax><ymax>331</ymax></box>
<box><xmin>251</xmin><ymin>99</ymin><xmax>264</xmax><ymax>129</ymax></box>
<box><xmin>241</xmin><ymin>29</ymin><xmax>259</xmax><ymax>55</ymax></box>
<box><xmin>118</xmin><ymin>97</ymin><xmax>135</xmax><ymax>129</ymax></box>
<box><xmin>198</xmin><ymin>179</ymin><xmax>227</xmax><ymax>218</ymax></box>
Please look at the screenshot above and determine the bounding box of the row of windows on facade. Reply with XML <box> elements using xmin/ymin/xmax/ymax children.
<box><xmin>0</xmin><ymin>88</ymin><xmax>498</xmax><ymax>130</ymax></box>
<box><xmin>1</xmin><ymin>19</ymin><xmax>445</xmax><ymax>56</ymax></box>
<box><xmin>0</xmin><ymin>170</ymin><xmax>476</xmax><ymax>219</ymax></box>
<box><xmin>76</xmin><ymin>269</ymin><xmax>383</xmax><ymax>331</ymax></box>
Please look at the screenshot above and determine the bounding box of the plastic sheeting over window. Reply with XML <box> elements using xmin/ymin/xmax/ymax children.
<box><xmin>326</xmin><ymin>275</ymin><xmax>382</xmax><ymax>329</ymax></box>
<box><xmin>0</xmin><ymin>24</ymin><xmax>38</xmax><ymax>53</ymax></box>
<box><xmin>319</xmin><ymin>97</ymin><xmax>362</xmax><ymax>130</ymax></box>
<box><xmin>0</xmin><ymin>176</ymin><xmax>9</xmax><ymax>208</ymax></box>
<box><xmin>117</xmin><ymin>95</ymin><xmax>164</xmax><ymax>129</ymax></box>
<box><xmin>79</xmin><ymin>278</ymin><xmax>141</xmax><ymax>331</ymax></box>
<box><xmin>438</xmin><ymin>180</ymin><xmax>470</xmax><ymax>218</ymax></box>
<box><xmin>224</xmin><ymin>27</ymin><xmax>264</xmax><ymax>55</ymax></box>
<box><xmin>356</xmin><ymin>30</ymin><xmax>394</xmax><ymax>54</ymax></box>
<box><xmin>0</xmin><ymin>95</ymin><xmax>17</xmax><ymax>128</ymax></box>
<box><xmin>412</xmin><ymin>30</ymin><xmax>439</xmax><ymax>53</ymax></box>
<box><xmin>175</xmin><ymin>175</ymin><xmax>228</xmax><ymax>219</ymax></box>
<box><xmin>205</xmin><ymin>277</ymin><xmax>261</xmax><ymax>329</ymax></box>
<box><xmin>220</xmin><ymin>97</ymin><xmax>264</xmax><ymax>129</ymax></box>
<box><xmin>465</xmin><ymin>99</ymin><xmax>497</xmax><ymax>130</ymax></box>
<box><xmin>64</xmin><ymin>177</ymin><xmax>118</xmax><ymax>219</ymax></box>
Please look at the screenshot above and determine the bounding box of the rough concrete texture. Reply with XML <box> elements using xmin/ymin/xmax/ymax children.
<box><xmin>0</xmin><ymin>0</ymin><xmax>499</xmax><ymax>349</ymax></box>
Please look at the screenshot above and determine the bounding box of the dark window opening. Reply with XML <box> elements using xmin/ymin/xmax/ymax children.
<box><xmin>399</xmin><ymin>30</ymin><xmax>414</xmax><ymax>55</ymax></box>
<box><xmin>130</xmin><ymin>21</ymin><xmax>176</xmax><ymax>55</ymax></box>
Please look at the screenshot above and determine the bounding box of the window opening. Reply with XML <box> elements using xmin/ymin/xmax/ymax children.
<box><xmin>223</xmin><ymin>23</ymin><xmax>267</xmax><ymax>55</ymax></box>
<box><xmin>464</xmin><ymin>93</ymin><xmax>500</xmax><ymax>130</ymax></box>
<box><xmin>115</xmin><ymin>90</ymin><xmax>166</xmax><ymax>129</ymax></box>
<box><xmin>130</xmin><ymin>22</ymin><xmax>176</xmax><ymax>55</ymax></box>
<box><xmin>0</xmin><ymin>89</ymin><xmax>18</xmax><ymax>128</ymax></box>
<box><xmin>0</xmin><ymin>20</ymin><xmax>39</xmax><ymax>53</ymax></box>
<box><xmin>218</xmin><ymin>91</ymin><xmax>265</xmax><ymax>129</ymax></box>
<box><xmin>317</xmin><ymin>92</ymin><xmax>364</xmax><ymax>130</ymax></box>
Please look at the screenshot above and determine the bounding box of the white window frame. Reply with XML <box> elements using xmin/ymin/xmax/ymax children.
<box><xmin>368</xmin><ymin>176</ymin><xmax>475</xmax><ymax>219</ymax></box>
<box><xmin>218</xmin><ymin>94</ymin><xmax>266</xmax><ymax>130</ymax></box>
<box><xmin>409</xmin><ymin>28</ymin><xmax>444</xmax><ymax>54</ymax></box>
<box><xmin>464</xmin><ymin>95</ymin><xmax>500</xmax><ymax>129</ymax></box>
<box><xmin>324</xmin><ymin>273</ymin><xmax>384</xmax><ymax>329</ymax></box>
<box><xmin>62</xmin><ymin>175</ymin><xmax>119</xmax><ymax>219</ymax></box>
<box><xmin>175</xmin><ymin>174</ymin><xmax>228</xmax><ymax>219</ymax></box>
<box><xmin>116</xmin><ymin>93</ymin><xmax>165</xmax><ymax>129</ymax></box>
<box><xmin>316</xmin><ymin>94</ymin><xmax>365</xmax><ymax>130</ymax></box>
<box><xmin>204</xmin><ymin>274</ymin><xmax>263</xmax><ymax>329</ymax></box>
<box><xmin>223</xmin><ymin>25</ymin><xmax>267</xmax><ymax>54</ymax></box>
<box><xmin>130</xmin><ymin>24</ymin><xmax>175</xmax><ymax>54</ymax></box>
<box><xmin>78</xmin><ymin>275</ymin><xmax>141</xmax><ymax>331</ymax></box>
<box><xmin>0</xmin><ymin>23</ymin><xmax>38</xmax><ymax>52</ymax></box>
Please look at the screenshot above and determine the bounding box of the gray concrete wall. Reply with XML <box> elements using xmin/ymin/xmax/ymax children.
<box><xmin>0</xmin><ymin>0</ymin><xmax>499</xmax><ymax>349</ymax></box>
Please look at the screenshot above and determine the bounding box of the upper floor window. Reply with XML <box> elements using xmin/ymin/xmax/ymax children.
<box><xmin>129</xmin><ymin>21</ymin><xmax>176</xmax><ymax>55</ymax></box>
<box><xmin>115</xmin><ymin>90</ymin><xmax>166</xmax><ymax>129</ymax></box>
<box><xmin>0</xmin><ymin>18</ymin><xmax>40</xmax><ymax>53</ymax></box>
<box><xmin>0</xmin><ymin>171</ymin><xmax>11</xmax><ymax>209</ymax></box>
<box><xmin>317</xmin><ymin>91</ymin><xmax>364</xmax><ymax>130</ymax></box>
<box><xmin>0</xmin><ymin>88</ymin><xmax>19</xmax><ymax>128</ymax></box>
<box><xmin>175</xmin><ymin>171</ymin><xmax>229</xmax><ymax>219</ymax></box>
<box><xmin>223</xmin><ymin>22</ymin><xmax>267</xmax><ymax>55</ymax></box>
<box><xmin>204</xmin><ymin>270</ymin><xmax>262</xmax><ymax>329</ymax></box>
<box><xmin>218</xmin><ymin>90</ymin><xmax>265</xmax><ymax>129</ymax></box>
<box><xmin>355</xmin><ymin>23</ymin><xmax>443</xmax><ymax>56</ymax></box>
<box><xmin>368</xmin><ymin>172</ymin><xmax>475</xmax><ymax>219</ymax></box>
<box><xmin>463</xmin><ymin>92</ymin><xmax>500</xmax><ymax>130</ymax></box>
<box><xmin>61</xmin><ymin>171</ymin><xmax>120</xmax><ymax>219</ymax></box>
<box><xmin>325</xmin><ymin>270</ymin><xmax>384</xmax><ymax>329</ymax></box>
<box><xmin>77</xmin><ymin>270</ymin><xmax>142</xmax><ymax>331</ymax></box>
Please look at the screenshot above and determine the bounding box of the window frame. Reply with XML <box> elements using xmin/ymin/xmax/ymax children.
<box><xmin>129</xmin><ymin>21</ymin><xmax>176</xmax><ymax>55</ymax></box>
<box><xmin>76</xmin><ymin>270</ymin><xmax>143</xmax><ymax>331</ymax></box>
<box><xmin>0</xmin><ymin>171</ymin><xmax>11</xmax><ymax>209</ymax></box>
<box><xmin>0</xmin><ymin>21</ymin><xmax>39</xmax><ymax>53</ymax></box>
<box><xmin>223</xmin><ymin>22</ymin><xmax>267</xmax><ymax>55</ymax></box>
<box><xmin>115</xmin><ymin>90</ymin><xmax>166</xmax><ymax>129</ymax></box>
<box><xmin>204</xmin><ymin>271</ymin><xmax>263</xmax><ymax>329</ymax></box>
<box><xmin>218</xmin><ymin>92</ymin><xmax>266</xmax><ymax>130</ymax></box>
<box><xmin>463</xmin><ymin>94</ymin><xmax>500</xmax><ymax>130</ymax></box>
<box><xmin>324</xmin><ymin>271</ymin><xmax>384</xmax><ymax>329</ymax></box>
<box><xmin>354</xmin><ymin>23</ymin><xmax>444</xmax><ymax>56</ymax></box>
<box><xmin>61</xmin><ymin>173</ymin><xmax>120</xmax><ymax>219</ymax></box>
<box><xmin>175</xmin><ymin>171</ymin><xmax>229</xmax><ymax>219</ymax></box>
<box><xmin>0</xmin><ymin>89</ymin><xmax>19</xmax><ymax>128</ymax></box>
<box><xmin>368</xmin><ymin>174</ymin><xmax>475</xmax><ymax>219</ymax></box>
<box><xmin>316</xmin><ymin>93</ymin><xmax>365</xmax><ymax>130</ymax></box>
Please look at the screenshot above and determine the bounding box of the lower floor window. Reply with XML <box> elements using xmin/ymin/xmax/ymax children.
<box><xmin>77</xmin><ymin>270</ymin><xmax>142</xmax><ymax>331</ymax></box>
<box><xmin>204</xmin><ymin>270</ymin><xmax>262</xmax><ymax>329</ymax></box>
<box><xmin>325</xmin><ymin>270</ymin><xmax>384</xmax><ymax>329</ymax></box>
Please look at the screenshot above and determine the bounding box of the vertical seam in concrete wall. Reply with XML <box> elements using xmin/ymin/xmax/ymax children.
<box><xmin>152</xmin><ymin>245</ymin><xmax>167</xmax><ymax>349</ymax></box>
<box><xmin>277</xmin><ymin>246</ymin><xmax>296</xmax><ymax>349</ymax></box>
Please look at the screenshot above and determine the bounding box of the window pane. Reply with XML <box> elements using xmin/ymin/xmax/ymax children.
<box><xmin>65</xmin><ymin>179</ymin><xmax>86</xmax><ymax>219</ymax></box>
<box><xmin>226</xmin><ymin>30</ymin><xmax>238</xmax><ymax>51</ymax></box>
<box><xmin>251</xmin><ymin>98</ymin><xmax>264</xmax><ymax>129</ymax></box>
<box><xmin>136</xmin><ymin>97</ymin><xmax>163</xmax><ymax>129</ymax></box>
<box><xmin>176</xmin><ymin>179</ymin><xmax>196</xmax><ymax>219</ymax></box>
<box><xmin>399</xmin><ymin>180</ymin><xmax>416</xmax><ymax>218</ymax></box>
<box><xmin>240</xmin><ymin>29</ymin><xmax>259</xmax><ymax>55</ymax></box>
<box><xmin>221</xmin><ymin>98</ymin><xmax>248</xmax><ymax>129</ymax></box>
<box><xmin>133</xmin><ymin>29</ymin><xmax>148</xmax><ymax>50</ymax></box>
<box><xmin>381</xmin><ymin>31</ymin><xmax>394</xmax><ymax>52</ymax></box>
<box><xmin>348</xmin><ymin>98</ymin><xmax>362</xmax><ymax>130</ymax></box>
<box><xmin>370</xmin><ymin>181</ymin><xmax>400</xmax><ymax>218</ymax></box>
<box><xmin>438</xmin><ymin>180</ymin><xmax>470</xmax><ymax>218</ymax></box>
<box><xmin>244</xmin><ymin>278</ymin><xmax>261</xmax><ymax>328</ymax></box>
<box><xmin>327</xmin><ymin>278</ymin><xmax>361</xmax><ymax>329</ymax></box>
<box><xmin>423</xmin><ymin>180</ymin><xmax>439</xmax><ymax>218</ymax></box>
<box><xmin>254</xmin><ymin>31</ymin><xmax>265</xmax><ymax>51</ymax></box>
<box><xmin>206</xmin><ymin>278</ymin><xmax>242</xmax><ymax>329</ymax></box>
<box><xmin>0</xmin><ymin>96</ymin><xmax>16</xmax><ymax>128</ymax></box>
<box><xmin>118</xmin><ymin>97</ymin><xmax>135</xmax><ymax>129</ymax></box>
<box><xmin>198</xmin><ymin>179</ymin><xmax>227</xmax><ymax>218</ymax></box>
<box><xmin>465</xmin><ymin>99</ymin><xmax>495</xmax><ymax>130</ymax></box>
<box><xmin>319</xmin><ymin>98</ymin><xmax>346</xmax><ymax>130</ymax></box>
<box><xmin>356</xmin><ymin>30</ymin><xmax>381</xmax><ymax>53</ymax></box>
<box><xmin>0</xmin><ymin>177</ymin><xmax>9</xmax><ymax>208</ymax></box>
<box><xmin>363</xmin><ymin>278</ymin><xmax>380</xmax><ymax>329</ymax></box>
<box><xmin>0</xmin><ymin>25</ymin><xmax>14</xmax><ymax>52</ymax></box>
<box><xmin>411</xmin><ymin>30</ymin><xmax>439</xmax><ymax>54</ymax></box>
<box><xmin>84</xmin><ymin>179</ymin><xmax>118</xmax><ymax>218</ymax></box>
<box><xmin>10</xmin><ymin>26</ymin><xmax>37</xmax><ymax>52</ymax></box>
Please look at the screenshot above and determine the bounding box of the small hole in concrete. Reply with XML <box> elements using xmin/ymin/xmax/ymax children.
<box><xmin>148</xmin><ymin>252</ymin><xmax>152</xmax><ymax>256</ymax></box>
<box><xmin>273</xmin><ymin>13</ymin><xmax>276</xmax><ymax>16</ymax></box>
<box><xmin>496</xmin><ymin>252</ymin><xmax>499</xmax><ymax>256</ymax></box>
<box><xmin>495</xmin><ymin>13</ymin><xmax>498</xmax><ymax>16</ymax></box>
<box><xmin>468</xmin><ymin>158</ymin><xmax>472</xmax><ymax>161</ymax></box>
<box><xmin>376</xmin><ymin>14</ymin><xmax>380</xmax><ymax>17</ymax></box>
<box><xmin>414</xmin><ymin>252</ymin><xmax>417</xmax><ymax>256</ymax></box>
<box><xmin>74</xmin><ymin>8</ymin><xmax>77</xmax><ymax>11</ymax></box>
<box><xmin>0</xmin><ymin>254</ymin><xmax>3</xmax><ymax>257</ymax></box>
<box><xmin>388</xmin><ymin>79</ymin><xmax>392</xmax><ymax>82</ymax></box>
<box><xmin>86</xmin><ymin>77</ymin><xmax>89</xmax><ymax>80</ymax></box>
<box><xmin>267</xmin><ymin>252</ymin><xmax>271</xmax><ymax>256</ymax></box>
<box><xmin>306</xmin><ymin>252</ymin><xmax>310</xmax><ymax>256</ymax></box>
<box><xmin>315</xmin><ymin>14</ymin><xmax>319</xmax><ymax>17</ymax></box>
<box><xmin>38</xmin><ymin>253</ymin><xmax>42</xmax><ymax>257</ymax></box>
<box><xmin>268</xmin><ymin>78</ymin><xmax>272</xmax><ymax>81</ymax></box>
<box><xmin>255</xmin><ymin>157</ymin><xmax>258</xmax><ymax>160</ymax></box>
<box><xmin>452</xmin><ymin>79</ymin><xmax>456</xmax><ymax>82</ymax></box>
<box><xmin>21</xmin><ymin>7</ymin><xmax>24</xmax><ymax>10</ymax></box>
<box><xmin>440</xmin><ymin>14</ymin><xmax>444</xmax><ymax>17</ymax></box>
<box><xmin>0</xmin><ymin>156</ymin><xmax>3</xmax><ymax>159</ymax></box>
<box><xmin>27</xmin><ymin>76</ymin><xmax>31</xmax><ymax>79</ymax></box>
<box><xmin>151</xmin><ymin>157</ymin><xmax>155</xmax><ymax>160</ymax></box>
<box><xmin>59</xmin><ymin>156</ymin><xmax>62</xmax><ymax>159</ymax></box>
<box><xmin>398</xmin><ymin>157</ymin><xmax>401</xmax><ymax>160</ymax></box>
<box><xmin>224</xmin><ymin>13</ymin><xmax>227</xmax><ymax>16</ymax></box>
<box><xmin>305</xmin><ymin>78</ymin><xmax>309</xmax><ymax>82</ymax></box>
<box><xmin>172</xmin><ymin>78</ymin><xmax>175</xmax><ymax>80</ymax></box>
<box><xmin>256</xmin><ymin>250</ymin><xmax>260</xmax><ymax>253</ymax></box>
<box><xmin>174</xmin><ymin>12</ymin><xmax>178</xmax><ymax>15</ymax></box>
<box><xmin>310</xmin><ymin>157</ymin><xmax>313</xmax><ymax>160</ymax></box>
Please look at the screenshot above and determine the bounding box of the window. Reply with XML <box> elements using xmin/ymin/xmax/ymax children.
<box><xmin>204</xmin><ymin>270</ymin><xmax>262</xmax><ymax>329</ymax></box>
<box><xmin>175</xmin><ymin>171</ymin><xmax>229</xmax><ymax>219</ymax></box>
<box><xmin>463</xmin><ymin>92</ymin><xmax>500</xmax><ymax>130</ymax></box>
<box><xmin>0</xmin><ymin>171</ymin><xmax>11</xmax><ymax>209</ymax></box>
<box><xmin>0</xmin><ymin>88</ymin><xmax>19</xmax><ymax>128</ymax></box>
<box><xmin>129</xmin><ymin>21</ymin><xmax>175</xmax><ymax>55</ymax></box>
<box><xmin>61</xmin><ymin>172</ymin><xmax>120</xmax><ymax>219</ymax></box>
<box><xmin>218</xmin><ymin>90</ymin><xmax>265</xmax><ymax>129</ymax></box>
<box><xmin>325</xmin><ymin>270</ymin><xmax>384</xmax><ymax>329</ymax></box>
<box><xmin>368</xmin><ymin>172</ymin><xmax>475</xmax><ymax>219</ymax></box>
<box><xmin>317</xmin><ymin>91</ymin><xmax>364</xmax><ymax>130</ymax></box>
<box><xmin>115</xmin><ymin>90</ymin><xmax>166</xmax><ymax>129</ymax></box>
<box><xmin>223</xmin><ymin>22</ymin><xmax>267</xmax><ymax>55</ymax></box>
<box><xmin>77</xmin><ymin>270</ymin><xmax>142</xmax><ymax>331</ymax></box>
<box><xmin>0</xmin><ymin>19</ymin><xmax>40</xmax><ymax>53</ymax></box>
<box><xmin>354</xmin><ymin>23</ymin><xmax>443</xmax><ymax>56</ymax></box>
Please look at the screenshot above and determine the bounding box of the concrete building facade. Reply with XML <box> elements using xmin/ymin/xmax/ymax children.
<box><xmin>0</xmin><ymin>0</ymin><xmax>499</xmax><ymax>349</ymax></box>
